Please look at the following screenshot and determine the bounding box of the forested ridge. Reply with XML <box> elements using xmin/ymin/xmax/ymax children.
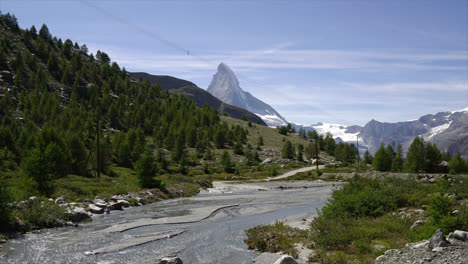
<box><xmin>0</xmin><ymin>12</ymin><xmax>255</xmax><ymax>197</ymax></box>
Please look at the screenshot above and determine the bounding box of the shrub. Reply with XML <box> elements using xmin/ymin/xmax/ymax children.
<box><xmin>13</xmin><ymin>198</ymin><xmax>69</xmax><ymax>230</ymax></box>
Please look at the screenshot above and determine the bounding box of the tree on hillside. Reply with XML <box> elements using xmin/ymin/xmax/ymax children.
<box><xmin>448</xmin><ymin>152</ymin><xmax>467</xmax><ymax>174</ymax></box>
<box><xmin>324</xmin><ymin>133</ymin><xmax>336</xmax><ymax>156</ymax></box>
<box><xmin>425</xmin><ymin>143</ymin><xmax>442</xmax><ymax>173</ymax></box>
<box><xmin>282</xmin><ymin>140</ymin><xmax>295</xmax><ymax>159</ymax></box>
<box><xmin>405</xmin><ymin>137</ymin><xmax>425</xmax><ymax>173</ymax></box>
<box><xmin>391</xmin><ymin>143</ymin><xmax>404</xmax><ymax>172</ymax></box>
<box><xmin>220</xmin><ymin>150</ymin><xmax>233</xmax><ymax>173</ymax></box>
<box><xmin>135</xmin><ymin>149</ymin><xmax>161</xmax><ymax>188</ymax></box>
<box><xmin>38</xmin><ymin>24</ymin><xmax>51</xmax><ymax>40</ymax></box>
<box><xmin>363</xmin><ymin>150</ymin><xmax>373</xmax><ymax>165</ymax></box>
<box><xmin>373</xmin><ymin>143</ymin><xmax>389</xmax><ymax>171</ymax></box>
<box><xmin>297</xmin><ymin>144</ymin><xmax>304</xmax><ymax>162</ymax></box>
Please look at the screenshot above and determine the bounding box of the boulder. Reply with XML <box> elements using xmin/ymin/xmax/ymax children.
<box><xmin>94</xmin><ymin>199</ymin><xmax>107</xmax><ymax>205</ymax></box>
<box><xmin>29</xmin><ymin>196</ymin><xmax>38</xmax><ymax>201</ymax></box>
<box><xmin>94</xmin><ymin>202</ymin><xmax>108</xmax><ymax>209</ymax></box>
<box><xmin>55</xmin><ymin>196</ymin><xmax>66</xmax><ymax>204</ymax></box>
<box><xmin>410</xmin><ymin>220</ymin><xmax>425</xmax><ymax>229</ymax></box>
<box><xmin>69</xmin><ymin>207</ymin><xmax>91</xmax><ymax>222</ymax></box>
<box><xmin>118</xmin><ymin>199</ymin><xmax>130</xmax><ymax>208</ymax></box>
<box><xmin>158</xmin><ymin>257</ymin><xmax>183</xmax><ymax>264</ymax></box>
<box><xmin>110</xmin><ymin>195</ymin><xmax>124</xmax><ymax>201</ymax></box>
<box><xmin>109</xmin><ymin>201</ymin><xmax>125</xmax><ymax>210</ymax></box>
<box><xmin>428</xmin><ymin>229</ymin><xmax>449</xmax><ymax>250</ymax></box>
<box><xmin>14</xmin><ymin>217</ymin><xmax>27</xmax><ymax>233</ymax></box>
<box><xmin>448</xmin><ymin>230</ymin><xmax>468</xmax><ymax>241</ymax></box>
<box><xmin>88</xmin><ymin>204</ymin><xmax>105</xmax><ymax>214</ymax></box>
<box><xmin>273</xmin><ymin>255</ymin><xmax>298</xmax><ymax>264</ymax></box>
<box><xmin>136</xmin><ymin>197</ymin><xmax>146</xmax><ymax>205</ymax></box>
<box><xmin>261</xmin><ymin>158</ymin><xmax>273</xmax><ymax>164</ymax></box>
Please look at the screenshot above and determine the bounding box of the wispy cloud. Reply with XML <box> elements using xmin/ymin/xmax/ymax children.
<box><xmin>87</xmin><ymin>43</ymin><xmax>468</xmax><ymax>75</ymax></box>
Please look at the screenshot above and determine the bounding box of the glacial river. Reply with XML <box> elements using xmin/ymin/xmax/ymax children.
<box><xmin>2</xmin><ymin>179</ymin><xmax>340</xmax><ymax>264</ymax></box>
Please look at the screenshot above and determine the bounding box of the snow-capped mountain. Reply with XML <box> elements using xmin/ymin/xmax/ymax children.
<box><xmin>207</xmin><ymin>63</ymin><xmax>288</xmax><ymax>127</ymax></box>
<box><xmin>303</xmin><ymin>108</ymin><xmax>468</xmax><ymax>157</ymax></box>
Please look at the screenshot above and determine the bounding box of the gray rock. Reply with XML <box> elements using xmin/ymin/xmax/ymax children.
<box><xmin>158</xmin><ymin>257</ymin><xmax>183</xmax><ymax>264</ymax></box>
<box><xmin>136</xmin><ymin>197</ymin><xmax>146</xmax><ymax>205</ymax></box>
<box><xmin>448</xmin><ymin>230</ymin><xmax>468</xmax><ymax>241</ymax></box>
<box><xmin>55</xmin><ymin>196</ymin><xmax>66</xmax><ymax>204</ymax></box>
<box><xmin>118</xmin><ymin>199</ymin><xmax>130</xmax><ymax>208</ymax></box>
<box><xmin>109</xmin><ymin>201</ymin><xmax>125</xmax><ymax>210</ymax></box>
<box><xmin>29</xmin><ymin>196</ymin><xmax>38</xmax><ymax>200</ymax></box>
<box><xmin>273</xmin><ymin>255</ymin><xmax>298</xmax><ymax>264</ymax></box>
<box><xmin>94</xmin><ymin>199</ymin><xmax>106</xmax><ymax>205</ymax></box>
<box><xmin>69</xmin><ymin>207</ymin><xmax>91</xmax><ymax>222</ymax></box>
<box><xmin>261</xmin><ymin>158</ymin><xmax>273</xmax><ymax>164</ymax></box>
<box><xmin>431</xmin><ymin>246</ymin><xmax>445</xmax><ymax>253</ymax></box>
<box><xmin>88</xmin><ymin>204</ymin><xmax>105</xmax><ymax>214</ymax></box>
<box><xmin>94</xmin><ymin>202</ymin><xmax>108</xmax><ymax>209</ymax></box>
<box><xmin>429</xmin><ymin>229</ymin><xmax>449</xmax><ymax>250</ymax></box>
<box><xmin>110</xmin><ymin>195</ymin><xmax>123</xmax><ymax>201</ymax></box>
<box><xmin>14</xmin><ymin>217</ymin><xmax>27</xmax><ymax>233</ymax></box>
<box><xmin>451</xmin><ymin>209</ymin><xmax>460</xmax><ymax>215</ymax></box>
<box><xmin>410</xmin><ymin>220</ymin><xmax>425</xmax><ymax>229</ymax></box>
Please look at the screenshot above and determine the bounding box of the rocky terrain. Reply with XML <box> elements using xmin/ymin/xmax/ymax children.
<box><xmin>375</xmin><ymin>229</ymin><xmax>467</xmax><ymax>264</ymax></box>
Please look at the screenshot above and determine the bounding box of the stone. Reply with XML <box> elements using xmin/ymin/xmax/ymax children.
<box><xmin>109</xmin><ymin>201</ymin><xmax>125</xmax><ymax>210</ymax></box>
<box><xmin>412</xmin><ymin>240</ymin><xmax>429</xmax><ymax>249</ymax></box>
<box><xmin>84</xmin><ymin>199</ymin><xmax>93</xmax><ymax>203</ymax></box>
<box><xmin>431</xmin><ymin>246</ymin><xmax>444</xmax><ymax>253</ymax></box>
<box><xmin>273</xmin><ymin>255</ymin><xmax>298</xmax><ymax>264</ymax></box>
<box><xmin>428</xmin><ymin>229</ymin><xmax>448</xmax><ymax>250</ymax></box>
<box><xmin>29</xmin><ymin>196</ymin><xmax>38</xmax><ymax>200</ymax></box>
<box><xmin>261</xmin><ymin>158</ymin><xmax>273</xmax><ymax>164</ymax></box>
<box><xmin>55</xmin><ymin>196</ymin><xmax>66</xmax><ymax>204</ymax></box>
<box><xmin>94</xmin><ymin>199</ymin><xmax>106</xmax><ymax>205</ymax></box>
<box><xmin>69</xmin><ymin>207</ymin><xmax>91</xmax><ymax>222</ymax></box>
<box><xmin>421</xmin><ymin>205</ymin><xmax>428</xmax><ymax>210</ymax></box>
<box><xmin>88</xmin><ymin>204</ymin><xmax>105</xmax><ymax>214</ymax></box>
<box><xmin>14</xmin><ymin>217</ymin><xmax>27</xmax><ymax>233</ymax></box>
<box><xmin>118</xmin><ymin>199</ymin><xmax>130</xmax><ymax>208</ymax></box>
<box><xmin>158</xmin><ymin>257</ymin><xmax>183</xmax><ymax>264</ymax></box>
<box><xmin>410</xmin><ymin>220</ymin><xmax>425</xmax><ymax>229</ymax></box>
<box><xmin>451</xmin><ymin>210</ymin><xmax>460</xmax><ymax>215</ymax></box>
<box><xmin>136</xmin><ymin>197</ymin><xmax>146</xmax><ymax>205</ymax></box>
<box><xmin>448</xmin><ymin>230</ymin><xmax>468</xmax><ymax>241</ymax></box>
<box><xmin>110</xmin><ymin>195</ymin><xmax>123</xmax><ymax>201</ymax></box>
<box><xmin>94</xmin><ymin>202</ymin><xmax>108</xmax><ymax>209</ymax></box>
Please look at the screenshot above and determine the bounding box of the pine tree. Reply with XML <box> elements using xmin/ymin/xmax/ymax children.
<box><xmin>38</xmin><ymin>24</ymin><xmax>51</xmax><ymax>40</ymax></box>
<box><xmin>297</xmin><ymin>144</ymin><xmax>304</xmax><ymax>162</ymax></box>
<box><xmin>391</xmin><ymin>144</ymin><xmax>404</xmax><ymax>172</ymax></box>
<box><xmin>425</xmin><ymin>143</ymin><xmax>441</xmax><ymax>173</ymax></box>
<box><xmin>448</xmin><ymin>152</ymin><xmax>467</xmax><ymax>174</ymax></box>
<box><xmin>363</xmin><ymin>150</ymin><xmax>373</xmax><ymax>164</ymax></box>
<box><xmin>135</xmin><ymin>149</ymin><xmax>161</xmax><ymax>188</ymax></box>
<box><xmin>405</xmin><ymin>137</ymin><xmax>425</xmax><ymax>173</ymax></box>
<box><xmin>373</xmin><ymin>143</ymin><xmax>389</xmax><ymax>171</ymax></box>
<box><xmin>282</xmin><ymin>140</ymin><xmax>295</xmax><ymax>159</ymax></box>
<box><xmin>220</xmin><ymin>150</ymin><xmax>233</xmax><ymax>173</ymax></box>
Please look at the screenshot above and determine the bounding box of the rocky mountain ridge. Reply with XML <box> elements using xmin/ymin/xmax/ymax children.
<box><xmin>207</xmin><ymin>63</ymin><xmax>288</xmax><ymax>127</ymax></box>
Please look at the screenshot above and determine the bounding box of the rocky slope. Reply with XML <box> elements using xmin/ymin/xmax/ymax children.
<box><xmin>128</xmin><ymin>72</ymin><xmax>265</xmax><ymax>125</ymax></box>
<box><xmin>207</xmin><ymin>63</ymin><xmax>288</xmax><ymax>127</ymax></box>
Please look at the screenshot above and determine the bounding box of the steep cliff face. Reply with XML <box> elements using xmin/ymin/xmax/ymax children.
<box><xmin>207</xmin><ymin>63</ymin><xmax>288</xmax><ymax>127</ymax></box>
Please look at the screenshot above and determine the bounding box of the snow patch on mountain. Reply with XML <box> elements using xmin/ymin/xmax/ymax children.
<box><xmin>256</xmin><ymin>113</ymin><xmax>288</xmax><ymax>127</ymax></box>
<box><xmin>424</xmin><ymin>121</ymin><xmax>452</xmax><ymax>140</ymax></box>
<box><xmin>312</xmin><ymin>123</ymin><xmax>360</xmax><ymax>142</ymax></box>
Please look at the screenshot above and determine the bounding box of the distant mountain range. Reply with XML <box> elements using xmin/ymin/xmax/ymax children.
<box><xmin>207</xmin><ymin>63</ymin><xmax>288</xmax><ymax>127</ymax></box>
<box><xmin>203</xmin><ymin>63</ymin><xmax>468</xmax><ymax>157</ymax></box>
<box><xmin>128</xmin><ymin>72</ymin><xmax>266</xmax><ymax>125</ymax></box>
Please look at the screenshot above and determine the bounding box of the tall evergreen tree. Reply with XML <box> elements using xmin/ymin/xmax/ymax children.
<box><xmin>405</xmin><ymin>137</ymin><xmax>425</xmax><ymax>172</ymax></box>
<box><xmin>391</xmin><ymin>144</ymin><xmax>404</xmax><ymax>172</ymax></box>
<box><xmin>282</xmin><ymin>140</ymin><xmax>295</xmax><ymax>159</ymax></box>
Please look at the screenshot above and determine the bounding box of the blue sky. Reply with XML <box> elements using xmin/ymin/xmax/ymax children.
<box><xmin>2</xmin><ymin>0</ymin><xmax>467</xmax><ymax>125</ymax></box>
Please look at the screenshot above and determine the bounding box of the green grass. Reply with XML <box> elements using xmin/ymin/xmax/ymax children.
<box><xmin>246</xmin><ymin>174</ymin><xmax>468</xmax><ymax>264</ymax></box>
<box><xmin>244</xmin><ymin>221</ymin><xmax>309</xmax><ymax>258</ymax></box>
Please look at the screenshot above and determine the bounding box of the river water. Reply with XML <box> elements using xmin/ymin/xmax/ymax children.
<box><xmin>2</xmin><ymin>180</ymin><xmax>339</xmax><ymax>264</ymax></box>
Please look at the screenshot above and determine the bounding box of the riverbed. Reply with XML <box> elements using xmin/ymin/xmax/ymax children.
<box><xmin>2</xmin><ymin>178</ymin><xmax>341</xmax><ymax>264</ymax></box>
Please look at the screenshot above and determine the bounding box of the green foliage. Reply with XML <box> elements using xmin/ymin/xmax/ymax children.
<box><xmin>448</xmin><ymin>152</ymin><xmax>468</xmax><ymax>174</ymax></box>
<box><xmin>363</xmin><ymin>150</ymin><xmax>373</xmax><ymax>165</ymax></box>
<box><xmin>135</xmin><ymin>150</ymin><xmax>162</xmax><ymax>188</ymax></box>
<box><xmin>373</xmin><ymin>143</ymin><xmax>391</xmax><ymax>171</ymax></box>
<box><xmin>282</xmin><ymin>140</ymin><xmax>295</xmax><ymax>159</ymax></box>
<box><xmin>0</xmin><ymin>176</ymin><xmax>12</xmax><ymax>231</ymax></box>
<box><xmin>13</xmin><ymin>198</ymin><xmax>69</xmax><ymax>230</ymax></box>
<box><xmin>220</xmin><ymin>150</ymin><xmax>234</xmax><ymax>173</ymax></box>
<box><xmin>405</xmin><ymin>137</ymin><xmax>426</xmax><ymax>172</ymax></box>
<box><xmin>244</xmin><ymin>221</ymin><xmax>308</xmax><ymax>258</ymax></box>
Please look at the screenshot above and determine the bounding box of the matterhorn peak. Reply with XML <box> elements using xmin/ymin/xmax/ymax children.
<box><xmin>207</xmin><ymin>63</ymin><xmax>288</xmax><ymax>127</ymax></box>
